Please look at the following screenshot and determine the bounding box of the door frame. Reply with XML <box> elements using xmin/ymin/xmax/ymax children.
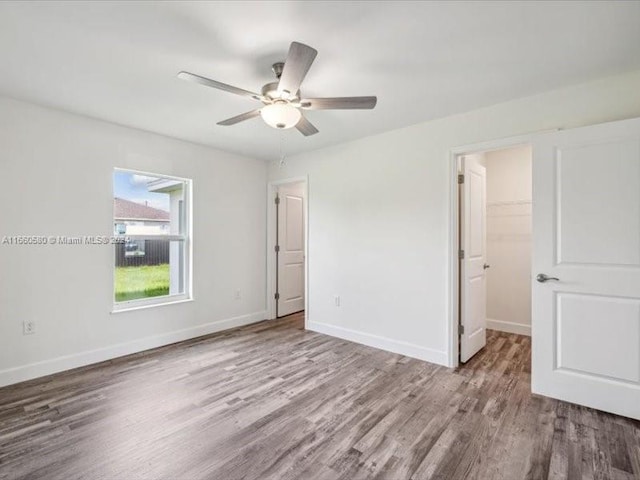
<box><xmin>267</xmin><ymin>176</ymin><xmax>309</xmax><ymax>326</ymax></box>
<box><xmin>448</xmin><ymin>133</ymin><xmax>539</xmax><ymax>367</ymax></box>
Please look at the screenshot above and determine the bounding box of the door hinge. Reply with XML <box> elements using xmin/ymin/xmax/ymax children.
<box><xmin>459</xmin><ymin>325</ymin><xmax>465</xmax><ymax>335</ymax></box>
<box><xmin>275</xmin><ymin>245</ymin><xmax>280</xmax><ymax>253</ymax></box>
<box><xmin>275</xmin><ymin>196</ymin><xmax>280</xmax><ymax>205</ymax></box>
<box><xmin>458</xmin><ymin>174</ymin><xmax>464</xmax><ymax>184</ymax></box>
<box><xmin>459</xmin><ymin>249</ymin><xmax>465</xmax><ymax>260</ymax></box>
<box><xmin>275</xmin><ymin>292</ymin><xmax>280</xmax><ymax>300</ymax></box>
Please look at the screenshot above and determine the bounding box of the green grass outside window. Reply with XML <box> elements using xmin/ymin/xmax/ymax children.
<box><xmin>115</xmin><ymin>264</ymin><xmax>170</xmax><ymax>302</ymax></box>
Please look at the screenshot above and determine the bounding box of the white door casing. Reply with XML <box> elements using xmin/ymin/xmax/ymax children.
<box><xmin>277</xmin><ymin>183</ymin><xmax>305</xmax><ymax>317</ymax></box>
<box><xmin>532</xmin><ymin>117</ymin><xmax>640</xmax><ymax>420</ymax></box>
<box><xmin>460</xmin><ymin>154</ymin><xmax>488</xmax><ymax>362</ymax></box>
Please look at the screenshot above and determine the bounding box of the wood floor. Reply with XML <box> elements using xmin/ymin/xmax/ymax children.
<box><xmin>1</xmin><ymin>313</ymin><xmax>639</xmax><ymax>480</ymax></box>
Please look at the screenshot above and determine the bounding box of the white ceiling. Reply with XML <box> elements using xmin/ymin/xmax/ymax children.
<box><xmin>1</xmin><ymin>1</ymin><xmax>639</xmax><ymax>161</ymax></box>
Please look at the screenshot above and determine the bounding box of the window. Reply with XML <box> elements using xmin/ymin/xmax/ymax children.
<box><xmin>113</xmin><ymin>169</ymin><xmax>191</xmax><ymax>309</ymax></box>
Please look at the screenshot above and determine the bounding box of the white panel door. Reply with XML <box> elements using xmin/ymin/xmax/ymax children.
<box><xmin>532</xmin><ymin>117</ymin><xmax>640</xmax><ymax>420</ymax></box>
<box><xmin>277</xmin><ymin>183</ymin><xmax>305</xmax><ymax>317</ymax></box>
<box><xmin>460</xmin><ymin>155</ymin><xmax>488</xmax><ymax>362</ymax></box>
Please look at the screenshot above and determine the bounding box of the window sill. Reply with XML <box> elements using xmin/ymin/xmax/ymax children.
<box><xmin>111</xmin><ymin>297</ymin><xmax>193</xmax><ymax>314</ymax></box>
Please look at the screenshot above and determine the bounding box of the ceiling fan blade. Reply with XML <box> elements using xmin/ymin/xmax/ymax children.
<box><xmin>295</xmin><ymin>115</ymin><xmax>319</xmax><ymax>136</ymax></box>
<box><xmin>217</xmin><ymin>109</ymin><xmax>261</xmax><ymax>126</ymax></box>
<box><xmin>277</xmin><ymin>42</ymin><xmax>318</xmax><ymax>97</ymax></box>
<box><xmin>178</xmin><ymin>71</ymin><xmax>261</xmax><ymax>100</ymax></box>
<box><xmin>300</xmin><ymin>96</ymin><xmax>377</xmax><ymax>110</ymax></box>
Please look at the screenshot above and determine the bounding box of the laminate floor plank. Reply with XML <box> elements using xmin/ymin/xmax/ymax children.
<box><xmin>1</xmin><ymin>315</ymin><xmax>639</xmax><ymax>480</ymax></box>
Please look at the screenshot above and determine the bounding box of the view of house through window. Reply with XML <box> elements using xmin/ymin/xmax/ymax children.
<box><xmin>113</xmin><ymin>170</ymin><xmax>189</xmax><ymax>305</ymax></box>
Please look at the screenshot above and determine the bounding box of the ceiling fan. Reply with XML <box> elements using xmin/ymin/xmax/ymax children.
<box><xmin>177</xmin><ymin>42</ymin><xmax>377</xmax><ymax>136</ymax></box>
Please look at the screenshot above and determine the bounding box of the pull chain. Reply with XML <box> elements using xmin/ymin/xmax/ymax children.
<box><xmin>279</xmin><ymin>131</ymin><xmax>286</xmax><ymax>168</ymax></box>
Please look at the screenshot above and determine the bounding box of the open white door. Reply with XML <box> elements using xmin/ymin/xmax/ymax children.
<box><xmin>460</xmin><ymin>154</ymin><xmax>488</xmax><ymax>362</ymax></box>
<box><xmin>532</xmin><ymin>117</ymin><xmax>640</xmax><ymax>420</ymax></box>
<box><xmin>276</xmin><ymin>183</ymin><xmax>305</xmax><ymax>317</ymax></box>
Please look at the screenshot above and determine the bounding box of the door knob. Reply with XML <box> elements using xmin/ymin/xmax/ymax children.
<box><xmin>483</xmin><ymin>264</ymin><xmax>490</xmax><ymax>270</ymax></box>
<box><xmin>536</xmin><ymin>273</ymin><xmax>559</xmax><ymax>283</ymax></box>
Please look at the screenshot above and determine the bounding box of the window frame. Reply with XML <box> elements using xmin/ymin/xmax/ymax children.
<box><xmin>112</xmin><ymin>168</ymin><xmax>193</xmax><ymax>312</ymax></box>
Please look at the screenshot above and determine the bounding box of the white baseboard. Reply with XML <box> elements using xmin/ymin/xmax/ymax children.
<box><xmin>308</xmin><ymin>321</ymin><xmax>448</xmax><ymax>367</ymax></box>
<box><xmin>0</xmin><ymin>310</ymin><xmax>267</xmax><ymax>388</ymax></box>
<box><xmin>487</xmin><ymin>318</ymin><xmax>531</xmax><ymax>336</ymax></box>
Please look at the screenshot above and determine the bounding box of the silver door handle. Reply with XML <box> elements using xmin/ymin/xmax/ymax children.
<box><xmin>536</xmin><ymin>273</ymin><xmax>559</xmax><ymax>283</ymax></box>
<box><xmin>483</xmin><ymin>264</ymin><xmax>490</xmax><ymax>270</ymax></box>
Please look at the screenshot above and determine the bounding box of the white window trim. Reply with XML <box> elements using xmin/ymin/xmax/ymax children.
<box><xmin>113</xmin><ymin>168</ymin><xmax>193</xmax><ymax>311</ymax></box>
<box><xmin>112</xmin><ymin>294</ymin><xmax>193</xmax><ymax>313</ymax></box>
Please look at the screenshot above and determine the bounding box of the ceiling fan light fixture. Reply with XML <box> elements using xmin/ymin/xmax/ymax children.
<box><xmin>260</xmin><ymin>103</ymin><xmax>301</xmax><ymax>130</ymax></box>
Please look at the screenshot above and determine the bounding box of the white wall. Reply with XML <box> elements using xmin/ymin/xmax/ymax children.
<box><xmin>269</xmin><ymin>70</ymin><xmax>640</xmax><ymax>367</ymax></box>
<box><xmin>0</xmin><ymin>96</ymin><xmax>267</xmax><ymax>386</ymax></box>
<box><xmin>485</xmin><ymin>146</ymin><xmax>532</xmax><ymax>336</ymax></box>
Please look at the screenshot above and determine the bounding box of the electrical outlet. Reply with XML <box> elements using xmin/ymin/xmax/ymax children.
<box><xmin>23</xmin><ymin>320</ymin><xmax>35</xmax><ymax>335</ymax></box>
<box><xmin>234</xmin><ymin>289</ymin><xmax>241</xmax><ymax>300</ymax></box>
<box><xmin>334</xmin><ymin>295</ymin><xmax>341</xmax><ymax>307</ymax></box>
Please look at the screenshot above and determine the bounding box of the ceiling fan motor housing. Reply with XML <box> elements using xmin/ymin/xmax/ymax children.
<box><xmin>261</xmin><ymin>82</ymin><xmax>300</xmax><ymax>102</ymax></box>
